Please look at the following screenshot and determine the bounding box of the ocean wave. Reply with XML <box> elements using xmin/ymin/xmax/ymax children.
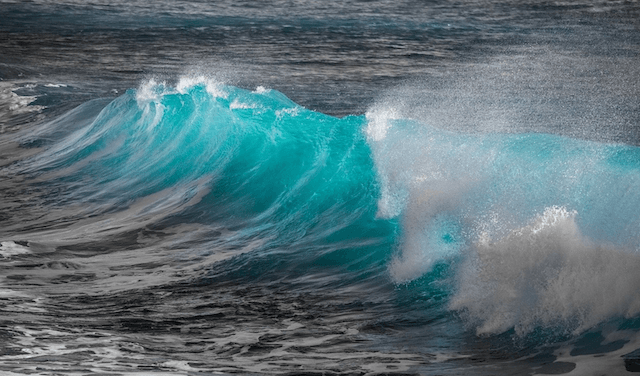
<box><xmin>3</xmin><ymin>77</ymin><xmax>390</xmax><ymax>280</ymax></box>
<box><xmin>366</xmin><ymin>96</ymin><xmax>640</xmax><ymax>334</ymax></box>
<box><xmin>4</xmin><ymin>76</ymin><xmax>640</xmax><ymax>338</ymax></box>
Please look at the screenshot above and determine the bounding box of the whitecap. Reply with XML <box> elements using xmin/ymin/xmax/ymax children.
<box><xmin>0</xmin><ymin>241</ymin><xmax>31</xmax><ymax>258</ymax></box>
<box><xmin>450</xmin><ymin>206</ymin><xmax>640</xmax><ymax>335</ymax></box>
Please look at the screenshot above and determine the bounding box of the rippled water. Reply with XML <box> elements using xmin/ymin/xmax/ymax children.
<box><xmin>2</xmin><ymin>1</ymin><xmax>640</xmax><ymax>375</ymax></box>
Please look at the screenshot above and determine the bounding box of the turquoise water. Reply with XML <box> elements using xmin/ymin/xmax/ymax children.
<box><xmin>2</xmin><ymin>1</ymin><xmax>640</xmax><ymax>374</ymax></box>
<box><xmin>2</xmin><ymin>75</ymin><xmax>640</xmax><ymax>375</ymax></box>
<box><xmin>14</xmin><ymin>80</ymin><xmax>640</xmax><ymax>337</ymax></box>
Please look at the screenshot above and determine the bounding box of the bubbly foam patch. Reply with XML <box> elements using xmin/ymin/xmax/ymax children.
<box><xmin>135</xmin><ymin>76</ymin><xmax>227</xmax><ymax>106</ymax></box>
<box><xmin>364</xmin><ymin>106</ymin><xmax>400</xmax><ymax>142</ymax></box>
<box><xmin>0</xmin><ymin>82</ymin><xmax>45</xmax><ymax>132</ymax></box>
<box><xmin>176</xmin><ymin>75</ymin><xmax>226</xmax><ymax>98</ymax></box>
<box><xmin>365</xmin><ymin>109</ymin><xmax>490</xmax><ymax>282</ymax></box>
<box><xmin>387</xmin><ymin>190</ymin><xmax>464</xmax><ymax>283</ymax></box>
<box><xmin>450</xmin><ymin>207</ymin><xmax>640</xmax><ymax>335</ymax></box>
<box><xmin>44</xmin><ymin>83</ymin><xmax>68</xmax><ymax>88</ymax></box>
<box><xmin>229</xmin><ymin>99</ymin><xmax>255</xmax><ymax>110</ymax></box>
<box><xmin>135</xmin><ymin>78</ymin><xmax>165</xmax><ymax>104</ymax></box>
<box><xmin>254</xmin><ymin>86</ymin><xmax>268</xmax><ymax>94</ymax></box>
<box><xmin>552</xmin><ymin>330</ymin><xmax>640</xmax><ymax>376</ymax></box>
<box><xmin>0</xmin><ymin>241</ymin><xmax>31</xmax><ymax>258</ymax></box>
<box><xmin>365</xmin><ymin>75</ymin><xmax>640</xmax><ymax>288</ymax></box>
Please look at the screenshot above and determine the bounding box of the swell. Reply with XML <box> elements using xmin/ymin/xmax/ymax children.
<box><xmin>4</xmin><ymin>76</ymin><xmax>640</xmax><ymax>339</ymax></box>
<box><xmin>0</xmin><ymin>78</ymin><xmax>394</xmax><ymax>287</ymax></box>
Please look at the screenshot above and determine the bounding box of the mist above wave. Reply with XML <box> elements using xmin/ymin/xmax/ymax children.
<box><xmin>364</xmin><ymin>46</ymin><xmax>640</xmax><ymax>335</ymax></box>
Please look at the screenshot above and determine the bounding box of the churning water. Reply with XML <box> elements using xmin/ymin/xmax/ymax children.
<box><xmin>1</xmin><ymin>1</ymin><xmax>640</xmax><ymax>374</ymax></box>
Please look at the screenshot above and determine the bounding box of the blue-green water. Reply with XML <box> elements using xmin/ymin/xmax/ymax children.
<box><xmin>1</xmin><ymin>1</ymin><xmax>640</xmax><ymax>374</ymax></box>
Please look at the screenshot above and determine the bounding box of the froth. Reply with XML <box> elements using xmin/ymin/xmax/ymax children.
<box><xmin>0</xmin><ymin>82</ymin><xmax>44</xmax><ymax>133</ymax></box>
<box><xmin>229</xmin><ymin>99</ymin><xmax>255</xmax><ymax>110</ymax></box>
<box><xmin>364</xmin><ymin>109</ymin><xmax>486</xmax><ymax>281</ymax></box>
<box><xmin>176</xmin><ymin>75</ymin><xmax>226</xmax><ymax>98</ymax></box>
<box><xmin>364</xmin><ymin>106</ymin><xmax>400</xmax><ymax>142</ymax></box>
<box><xmin>450</xmin><ymin>206</ymin><xmax>640</xmax><ymax>336</ymax></box>
<box><xmin>387</xmin><ymin>189</ymin><xmax>464</xmax><ymax>283</ymax></box>
<box><xmin>0</xmin><ymin>241</ymin><xmax>31</xmax><ymax>258</ymax></box>
<box><xmin>135</xmin><ymin>78</ymin><xmax>165</xmax><ymax>104</ymax></box>
<box><xmin>136</xmin><ymin>76</ymin><xmax>227</xmax><ymax>105</ymax></box>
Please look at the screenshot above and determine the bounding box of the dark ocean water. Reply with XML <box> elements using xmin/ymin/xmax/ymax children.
<box><xmin>1</xmin><ymin>1</ymin><xmax>640</xmax><ymax>375</ymax></box>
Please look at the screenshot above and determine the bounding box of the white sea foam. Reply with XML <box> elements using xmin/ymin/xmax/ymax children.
<box><xmin>364</xmin><ymin>106</ymin><xmax>399</xmax><ymax>142</ymax></box>
<box><xmin>0</xmin><ymin>82</ymin><xmax>44</xmax><ymax>132</ymax></box>
<box><xmin>275</xmin><ymin>107</ymin><xmax>299</xmax><ymax>118</ymax></box>
<box><xmin>365</xmin><ymin>104</ymin><xmax>487</xmax><ymax>282</ymax></box>
<box><xmin>135</xmin><ymin>78</ymin><xmax>164</xmax><ymax>104</ymax></box>
<box><xmin>176</xmin><ymin>75</ymin><xmax>227</xmax><ymax>98</ymax></box>
<box><xmin>0</xmin><ymin>241</ymin><xmax>31</xmax><ymax>258</ymax></box>
<box><xmin>363</xmin><ymin>106</ymin><xmax>406</xmax><ymax>220</ymax></box>
<box><xmin>254</xmin><ymin>86</ymin><xmax>268</xmax><ymax>94</ymax></box>
<box><xmin>387</xmin><ymin>189</ymin><xmax>464</xmax><ymax>283</ymax></box>
<box><xmin>552</xmin><ymin>330</ymin><xmax>640</xmax><ymax>376</ymax></box>
<box><xmin>136</xmin><ymin>76</ymin><xmax>227</xmax><ymax>106</ymax></box>
<box><xmin>450</xmin><ymin>206</ymin><xmax>640</xmax><ymax>335</ymax></box>
<box><xmin>229</xmin><ymin>98</ymin><xmax>255</xmax><ymax>110</ymax></box>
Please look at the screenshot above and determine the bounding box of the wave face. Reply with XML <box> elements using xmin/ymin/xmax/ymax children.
<box><xmin>6</xmin><ymin>78</ymin><xmax>393</xmax><ymax>282</ymax></box>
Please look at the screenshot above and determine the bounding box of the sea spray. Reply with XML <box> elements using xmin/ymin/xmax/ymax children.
<box><xmin>2</xmin><ymin>0</ymin><xmax>640</xmax><ymax>373</ymax></box>
<box><xmin>365</xmin><ymin>94</ymin><xmax>640</xmax><ymax>334</ymax></box>
<box><xmin>450</xmin><ymin>206</ymin><xmax>640</xmax><ymax>336</ymax></box>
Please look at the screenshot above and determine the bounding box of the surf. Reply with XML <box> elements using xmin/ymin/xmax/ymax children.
<box><xmin>1</xmin><ymin>77</ymin><xmax>395</xmax><ymax>286</ymax></box>
<box><xmin>4</xmin><ymin>75</ymin><xmax>640</xmax><ymax>340</ymax></box>
<box><xmin>366</xmin><ymin>90</ymin><xmax>640</xmax><ymax>337</ymax></box>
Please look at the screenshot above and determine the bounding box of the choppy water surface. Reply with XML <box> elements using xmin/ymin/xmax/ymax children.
<box><xmin>1</xmin><ymin>1</ymin><xmax>640</xmax><ymax>375</ymax></box>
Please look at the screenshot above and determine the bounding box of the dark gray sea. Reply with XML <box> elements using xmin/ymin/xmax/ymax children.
<box><xmin>2</xmin><ymin>1</ymin><xmax>640</xmax><ymax>375</ymax></box>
